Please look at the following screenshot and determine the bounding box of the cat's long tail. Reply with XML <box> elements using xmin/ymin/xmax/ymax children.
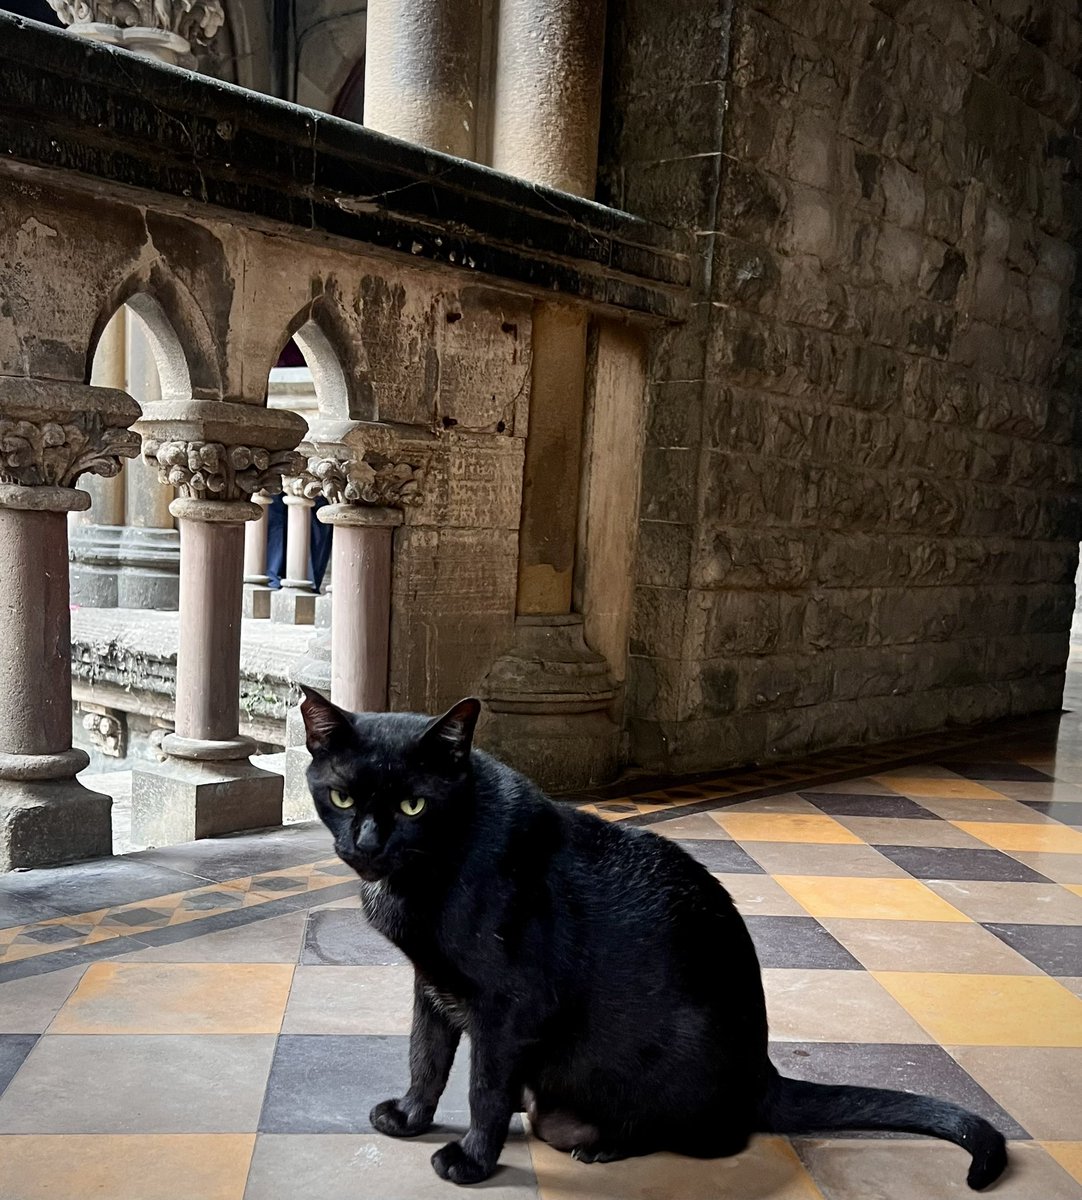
<box><xmin>760</xmin><ymin>1069</ymin><xmax>1008</xmax><ymax>1191</ymax></box>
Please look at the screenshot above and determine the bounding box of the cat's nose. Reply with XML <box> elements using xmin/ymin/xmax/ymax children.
<box><xmin>355</xmin><ymin>814</ymin><xmax>381</xmax><ymax>854</ymax></box>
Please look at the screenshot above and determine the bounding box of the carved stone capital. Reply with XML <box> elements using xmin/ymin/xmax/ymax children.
<box><xmin>281</xmin><ymin>471</ymin><xmax>318</xmax><ymax>500</ymax></box>
<box><xmin>144</xmin><ymin>439</ymin><xmax>305</xmax><ymax>501</ymax></box>
<box><xmin>0</xmin><ymin>378</ymin><xmax>141</xmax><ymax>489</ymax></box>
<box><xmin>300</xmin><ymin>448</ymin><xmax>425</xmax><ymax>508</ymax></box>
<box><xmin>46</xmin><ymin>0</ymin><xmax>224</xmax><ymax>45</ymax></box>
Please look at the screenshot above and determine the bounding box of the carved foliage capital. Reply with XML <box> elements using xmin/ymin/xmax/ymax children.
<box><xmin>0</xmin><ymin>413</ymin><xmax>140</xmax><ymax>489</ymax></box>
<box><xmin>46</xmin><ymin>0</ymin><xmax>224</xmax><ymax>44</ymax></box>
<box><xmin>144</xmin><ymin>439</ymin><xmax>304</xmax><ymax>501</ymax></box>
<box><xmin>303</xmin><ymin>450</ymin><xmax>425</xmax><ymax>508</ymax></box>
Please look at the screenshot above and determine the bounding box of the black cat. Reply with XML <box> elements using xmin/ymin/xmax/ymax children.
<box><xmin>301</xmin><ymin>688</ymin><xmax>1008</xmax><ymax>1191</ymax></box>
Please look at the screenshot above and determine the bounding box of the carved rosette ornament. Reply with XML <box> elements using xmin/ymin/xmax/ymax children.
<box><xmin>300</xmin><ymin>451</ymin><xmax>425</xmax><ymax>508</ymax></box>
<box><xmin>144</xmin><ymin>439</ymin><xmax>305</xmax><ymax>501</ymax></box>
<box><xmin>45</xmin><ymin>0</ymin><xmax>224</xmax><ymax>43</ymax></box>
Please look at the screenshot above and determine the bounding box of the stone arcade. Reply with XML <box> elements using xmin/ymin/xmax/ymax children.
<box><xmin>1</xmin><ymin>0</ymin><xmax>1080</xmax><ymax>871</ymax></box>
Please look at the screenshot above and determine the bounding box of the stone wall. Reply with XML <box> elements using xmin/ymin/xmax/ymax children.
<box><xmin>601</xmin><ymin>0</ymin><xmax>1082</xmax><ymax>772</ymax></box>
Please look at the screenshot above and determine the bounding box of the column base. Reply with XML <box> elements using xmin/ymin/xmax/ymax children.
<box><xmin>130</xmin><ymin>758</ymin><xmax>284</xmax><ymax>847</ymax></box>
<box><xmin>243</xmin><ymin>583</ymin><xmax>274</xmax><ymax>619</ymax></box>
<box><xmin>482</xmin><ymin>614</ymin><xmax>621</xmax><ymax>792</ymax></box>
<box><xmin>0</xmin><ymin>776</ymin><xmax>112</xmax><ymax>871</ymax></box>
<box><xmin>271</xmin><ymin>586</ymin><xmax>316</xmax><ymax>625</ymax></box>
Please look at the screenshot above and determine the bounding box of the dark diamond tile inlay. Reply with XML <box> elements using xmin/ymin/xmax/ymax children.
<box><xmin>102</xmin><ymin>907</ymin><xmax>173</xmax><ymax>927</ymax></box>
<box><xmin>940</xmin><ymin>761</ymin><xmax>1052</xmax><ymax>783</ymax></box>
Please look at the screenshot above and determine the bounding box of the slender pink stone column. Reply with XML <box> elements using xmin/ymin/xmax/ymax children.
<box><xmin>317</xmin><ymin>505</ymin><xmax>402</xmax><ymax>711</ymax></box>
<box><xmin>242</xmin><ymin>490</ymin><xmax>273</xmax><ymax>618</ymax></box>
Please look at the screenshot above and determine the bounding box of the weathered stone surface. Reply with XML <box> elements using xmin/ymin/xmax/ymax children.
<box><xmin>604</xmin><ymin>0</ymin><xmax>1082</xmax><ymax>772</ymax></box>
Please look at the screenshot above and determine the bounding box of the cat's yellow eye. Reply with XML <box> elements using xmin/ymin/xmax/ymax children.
<box><xmin>329</xmin><ymin>788</ymin><xmax>353</xmax><ymax>809</ymax></box>
<box><xmin>400</xmin><ymin>797</ymin><xmax>426</xmax><ymax>817</ymax></box>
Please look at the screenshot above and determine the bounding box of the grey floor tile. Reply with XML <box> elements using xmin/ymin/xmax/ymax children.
<box><xmin>302</xmin><ymin>909</ymin><xmax>406</xmax><ymax>966</ymax></box>
<box><xmin>0</xmin><ymin>857</ymin><xmax>208</xmax><ymax>919</ymax></box>
<box><xmin>132</xmin><ymin>825</ymin><xmax>331</xmax><ymax>884</ymax></box>
<box><xmin>244</xmin><ymin>1131</ymin><xmax>538</xmax><ymax>1199</ymax></box>
<box><xmin>769</xmin><ymin>1042</ymin><xmax>1028</xmax><ymax>1140</ymax></box>
<box><xmin>0</xmin><ymin>1034</ymin><xmax>37</xmax><ymax>1098</ymax></box>
<box><xmin>744</xmin><ymin>916</ymin><xmax>861</xmax><ymax>970</ymax></box>
<box><xmin>801</xmin><ymin>793</ymin><xmax>939</xmax><ymax>820</ymax></box>
<box><xmin>982</xmin><ymin>923</ymin><xmax>1082</xmax><ymax>977</ymax></box>
<box><xmin>0</xmin><ymin>1034</ymin><xmax>276</xmax><ymax>1132</ymax></box>
<box><xmin>873</xmin><ymin>845</ymin><xmax>1050</xmax><ymax>884</ymax></box>
<box><xmin>0</xmin><ymin>892</ymin><xmax>68</xmax><ymax>932</ymax></box>
<box><xmin>675</xmin><ymin>839</ymin><xmax>765</xmax><ymax>874</ymax></box>
<box><xmin>1019</xmin><ymin>801</ymin><xmax>1082</xmax><ymax>826</ymax></box>
<box><xmin>0</xmin><ymin>966</ymin><xmax>85</xmax><ymax>1033</ymax></box>
<box><xmin>259</xmin><ymin>1034</ymin><xmax>470</xmax><ymax>1134</ymax></box>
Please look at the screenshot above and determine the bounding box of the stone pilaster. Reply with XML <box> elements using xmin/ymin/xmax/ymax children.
<box><xmin>130</xmin><ymin>401</ymin><xmax>306</xmax><ymax>846</ymax></box>
<box><xmin>282</xmin><ymin>423</ymin><xmax>424</xmax><ymax>821</ymax></box>
<box><xmin>482</xmin><ymin>0</ymin><xmax>619</xmax><ymax>791</ymax></box>
<box><xmin>0</xmin><ymin>377</ymin><xmax>140</xmax><ymax>870</ymax></box>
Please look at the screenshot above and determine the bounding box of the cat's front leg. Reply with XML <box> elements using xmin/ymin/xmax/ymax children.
<box><xmin>431</xmin><ymin>1010</ymin><xmax>523</xmax><ymax>1185</ymax></box>
<box><xmin>371</xmin><ymin>975</ymin><xmax>460</xmax><ymax>1137</ymax></box>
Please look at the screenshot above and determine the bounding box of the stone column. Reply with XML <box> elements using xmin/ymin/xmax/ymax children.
<box><xmin>270</xmin><ymin>477</ymin><xmax>316</xmax><ymax>625</ymax></box>
<box><xmin>0</xmin><ymin>377</ymin><xmax>140</xmax><ymax>871</ymax></box>
<box><xmin>130</xmin><ymin>403</ymin><xmax>306</xmax><ymax>846</ymax></box>
<box><xmin>363</xmin><ymin>0</ymin><xmax>483</xmax><ymax>159</ymax></box>
<box><xmin>482</xmin><ymin>0</ymin><xmax>618</xmax><ymax>790</ymax></box>
<box><xmin>283</xmin><ymin>435</ymin><xmax>424</xmax><ymax>821</ymax></box>
<box><xmin>242</xmin><ymin>490</ymin><xmax>273</xmax><ymax>618</ymax></box>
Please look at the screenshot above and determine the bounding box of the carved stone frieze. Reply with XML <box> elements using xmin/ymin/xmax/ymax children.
<box><xmin>45</xmin><ymin>0</ymin><xmax>224</xmax><ymax>43</ymax></box>
<box><xmin>0</xmin><ymin>413</ymin><xmax>140</xmax><ymax>488</ymax></box>
<box><xmin>143</xmin><ymin>439</ymin><xmax>305</xmax><ymax>501</ymax></box>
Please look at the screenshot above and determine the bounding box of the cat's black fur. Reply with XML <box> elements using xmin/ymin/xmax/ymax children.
<box><xmin>301</xmin><ymin>688</ymin><xmax>1008</xmax><ymax>1191</ymax></box>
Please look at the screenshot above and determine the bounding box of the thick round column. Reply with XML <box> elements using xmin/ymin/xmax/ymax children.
<box><xmin>363</xmin><ymin>0</ymin><xmax>483</xmax><ymax>158</ymax></box>
<box><xmin>168</xmin><ymin>499</ymin><xmax>253</xmax><ymax>752</ymax></box>
<box><xmin>490</xmin><ymin>0</ymin><xmax>606</xmax><ymax>195</ymax></box>
<box><xmin>317</xmin><ymin>505</ymin><xmax>402</xmax><ymax>712</ymax></box>
<box><xmin>0</xmin><ymin>485</ymin><xmax>111</xmax><ymax>869</ymax></box>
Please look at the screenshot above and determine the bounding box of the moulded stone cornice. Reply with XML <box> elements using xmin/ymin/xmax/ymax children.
<box><xmin>134</xmin><ymin>399</ymin><xmax>307</xmax><ymax>452</ymax></box>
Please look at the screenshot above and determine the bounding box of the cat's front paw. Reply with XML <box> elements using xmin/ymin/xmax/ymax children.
<box><xmin>431</xmin><ymin>1141</ymin><xmax>492</xmax><ymax>1185</ymax></box>
<box><xmin>370</xmin><ymin>1098</ymin><xmax>430</xmax><ymax>1138</ymax></box>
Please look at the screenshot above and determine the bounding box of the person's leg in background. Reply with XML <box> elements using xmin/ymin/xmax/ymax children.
<box><xmin>310</xmin><ymin>495</ymin><xmax>332</xmax><ymax>590</ymax></box>
<box><xmin>266</xmin><ymin>492</ymin><xmax>286</xmax><ymax>588</ymax></box>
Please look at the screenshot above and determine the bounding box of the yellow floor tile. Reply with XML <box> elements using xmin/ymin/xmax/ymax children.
<box><xmin>530</xmin><ymin>1134</ymin><xmax>824</xmax><ymax>1200</ymax></box>
<box><xmin>952</xmin><ymin>821</ymin><xmax>1082</xmax><ymax>854</ymax></box>
<box><xmin>0</xmin><ymin>1134</ymin><xmax>254</xmax><ymax>1200</ymax></box>
<box><xmin>49</xmin><ymin>961</ymin><xmax>295</xmax><ymax>1035</ymax></box>
<box><xmin>715</xmin><ymin>813</ymin><xmax>862</xmax><ymax>844</ymax></box>
<box><xmin>1042</xmin><ymin>1143</ymin><xmax>1082</xmax><ymax>1184</ymax></box>
<box><xmin>873</xmin><ymin>774</ymin><xmax>1008</xmax><ymax>800</ymax></box>
<box><xmin>1067</xmin><ymin>885</ymin><xmax>1082</xmax><ymax>899</ymax></box>
<box><xmin>873</xmin><ymin>972</ymin><xmax>1082</xmax><ymax>1046</ymax></box>
<box><xmin>774</xmin><ymin>876</ymin><xmax>971</xmax><ymax>922</ymax></box>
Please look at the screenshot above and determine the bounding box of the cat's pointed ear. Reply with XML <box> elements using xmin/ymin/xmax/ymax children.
<box><xmin>420</xmin><ymin>697</ymin><xmax>481</xmax><ymax>764</ymax></box>
<box><xmin>299</xmin><ymin>686</ymin><xmax>352</xmax><ymax>753</ymax></box>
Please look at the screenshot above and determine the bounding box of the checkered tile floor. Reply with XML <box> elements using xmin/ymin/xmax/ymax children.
<box><xmin>1</xmin><ymin>722</ymin><xmax>1082</xmax><ymax>1198</ymax></box>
